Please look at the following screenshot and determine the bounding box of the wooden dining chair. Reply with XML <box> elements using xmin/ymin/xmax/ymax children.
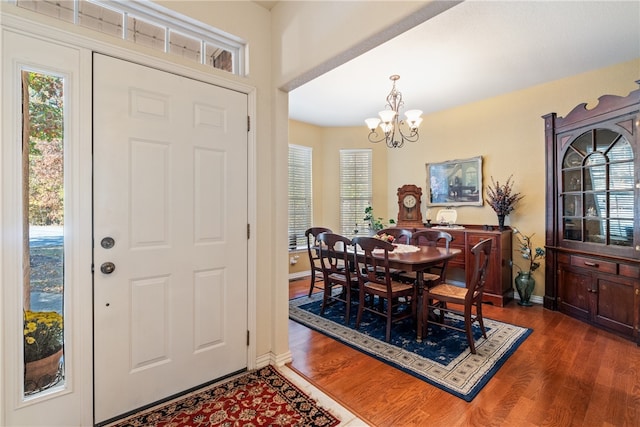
<box><xmin>399</xmin><ymin>230</ymin><xmax>453</xmax><ymax>286</ymax></box>
<box><xmin>316</xmin><ymin>232</ymin><xmax>359</xmax><ymax>325</ymax></box>
<box><xmin>305</xmin><ymin>227</ymin><xmax>332</xmax><ymax>297</ymax></box>
<box><xmin>352</xmin><ymin>236</ymin><xmax>417</xmax><ymax>342</ymax></box>
<box><xmin>374</xmin><ymin>228</ymin><xmax>413</xmax><ymax>278</ymax></box>
<box><xmin>422</xmin><ymin>238</ymin><xmax>492</xmax><ymax>354</ymax></box>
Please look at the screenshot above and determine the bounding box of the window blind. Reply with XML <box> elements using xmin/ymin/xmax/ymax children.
<box><xmin>288</xmin><ymin>145</ymin><xmax>312</xmax><ymax>249</ymax></box>
<box><xmin>574</xmin><ymin>132</ymin><xmax>634</xmax><ymax>243</ymax></box>
<box><xmin>340</xmin><ymin>149</ymin><xmax>372</xmax><ymax>237</ymax></box>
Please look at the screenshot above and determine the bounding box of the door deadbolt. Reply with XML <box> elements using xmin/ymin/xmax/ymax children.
<box><xmin>100</xmin><ymin>262</ymin><xmax>116</xmax><ymax>274</ymax></box>
<box><xmin>101</xmin><ymin>237</ymin><xmax>115</xmax><ymax>249</ymax></box>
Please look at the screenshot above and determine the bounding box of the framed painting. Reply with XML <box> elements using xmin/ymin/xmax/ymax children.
<box><xmin>426</xmin><ymin>156</ymin><xmax>483</xmax><ymax>206</ymax></box>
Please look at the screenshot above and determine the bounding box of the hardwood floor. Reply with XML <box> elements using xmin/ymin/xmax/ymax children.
<box><xmin>287</xmin><ymin>278</ymin><xmax>640</xmax><ymax>427</ymax></box>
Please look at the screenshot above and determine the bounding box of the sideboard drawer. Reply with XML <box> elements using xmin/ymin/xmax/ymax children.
<box><xmin>570</xmin><ymin>255</ymin><xmax>616</xmax><ymax>274</ymax></box>
<box><xmin>467</xmin><ymin>233</ymin><xmax>497</xmax><ymax>248</ymax></box>
<box><xmin>619</xmin><ymin>263</ymin><xmax>640</xmax><ymax>279</ymax></box>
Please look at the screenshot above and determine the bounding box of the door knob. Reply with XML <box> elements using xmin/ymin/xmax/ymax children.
<box><xmin>101</xmin><ymin>237</ymin><xmax>115</xmax><ymax>249</ymax></box>
<box><xmin>100</xmin><ymin>262</ymin><xmax>116</xmax><ymax>274</ymax></box>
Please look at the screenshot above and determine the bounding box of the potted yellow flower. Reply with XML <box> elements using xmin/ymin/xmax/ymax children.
<box><xmin>24</xmin><ymin>310</ymin><xmax>63</xmax><ymax>390</ymax></box>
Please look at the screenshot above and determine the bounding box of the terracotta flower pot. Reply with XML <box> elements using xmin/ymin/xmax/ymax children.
<box><xmin>24</xmin><ymin>348</ymin><xmax>63</xmax><ymax>392</ymax></box>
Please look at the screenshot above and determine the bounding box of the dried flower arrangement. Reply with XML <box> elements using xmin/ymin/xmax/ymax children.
<box><xmin>485</xmin><ymin>174</ymin><xmax>524</xmax><ymax>216</ymax></box>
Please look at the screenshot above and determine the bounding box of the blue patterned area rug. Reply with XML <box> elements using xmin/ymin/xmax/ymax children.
<box><xmin>289</xmin><ymin>293</ymin><xmax>532</xmax><ymax>402</ymax></box>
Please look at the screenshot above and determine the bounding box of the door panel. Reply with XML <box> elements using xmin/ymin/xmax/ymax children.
<box><xmin>594</xmin><ymin>276</ymin><xmax>635</xmax><ymax>336</ymax></box>
<box><xmin>93</xmin><ymin>54</ymin><xmax>248</xmax><ymax>423</ymax></box>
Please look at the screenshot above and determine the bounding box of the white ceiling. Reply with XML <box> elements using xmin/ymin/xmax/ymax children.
<box><xmin>288</xmin><ymin>1</ymin><xmax>640</xmax><ymax>128</ymax></box>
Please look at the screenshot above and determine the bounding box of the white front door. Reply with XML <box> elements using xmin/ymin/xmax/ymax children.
<box><xmin>93</xmin><ymin>54</ymin><xmax>248</xmax><ymax>423</ymax></box>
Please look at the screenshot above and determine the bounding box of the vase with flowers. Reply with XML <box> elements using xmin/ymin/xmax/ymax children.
<box><xmin>485</xmin><ymin>175</ymin><xmax>524</xmax><ymax>230</ymax></box>
<box><xmin>373</xmin><ymin>233</ymin><xmax>396</xmax><ymax>243</ymax></box>
<box><xmin>512</xmin><ymin>228</ymin><xmax>545</xmax><ymax>306</ymax></box>
<box><xmin>24</xmin><ymin>310</ymin><xmax>63</xmax><ymax>391</ymax></box>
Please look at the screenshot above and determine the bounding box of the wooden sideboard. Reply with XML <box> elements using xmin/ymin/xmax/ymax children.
<box><xmin>407</xmin><ymin>225</ymin><xmax>514</xmax><ymax>306</ymax></box>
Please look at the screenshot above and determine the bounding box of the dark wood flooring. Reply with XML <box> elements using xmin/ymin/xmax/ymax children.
<box><xmin>287</xmin><ymin>278</ymin><xmax>640</xmax><ymax>427</ymax></box>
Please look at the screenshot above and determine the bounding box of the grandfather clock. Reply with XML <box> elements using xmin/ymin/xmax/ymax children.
<box><xmin>396</xmin><ymin>184</ymin><xmax>423</xmax><ymax>228</ymax></box>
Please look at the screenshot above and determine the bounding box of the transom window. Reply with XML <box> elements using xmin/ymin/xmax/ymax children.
<box><xmin>14</xmin><ymin>0</ymin><xmax>245</xmax><ymax>75</ymax></box>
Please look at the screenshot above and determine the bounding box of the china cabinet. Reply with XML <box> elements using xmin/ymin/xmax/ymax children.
<box><xmin>543</xmin><ymin>84</ymin><xmax>640</xmax><ymax>343</ymax></box>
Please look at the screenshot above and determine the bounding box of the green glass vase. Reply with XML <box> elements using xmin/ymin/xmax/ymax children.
<box><xmin>515</xmin><ymin>271</ymin><xmax>535</xmax><ymax>306</ymax></box>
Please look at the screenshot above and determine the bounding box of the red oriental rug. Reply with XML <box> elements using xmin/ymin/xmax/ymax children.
<box><xmin>105</xmin><ymin>365</ymin><xmax>341</xmax><ymax>427</ymax></box>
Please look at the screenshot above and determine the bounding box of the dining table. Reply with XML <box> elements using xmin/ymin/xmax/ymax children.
<box><xmin>320</xmin><ymin>242</ymin><xmax>461</xmax><ymax>342</ymax></box>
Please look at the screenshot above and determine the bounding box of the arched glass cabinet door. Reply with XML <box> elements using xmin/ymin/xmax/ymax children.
<box><xmin>560</xmin><ymin>128</ymin><xmax>635</xmax><ymax>248</ymax></box>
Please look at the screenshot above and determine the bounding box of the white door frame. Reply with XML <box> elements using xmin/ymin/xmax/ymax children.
<box><xmin>0</xmin><ymin>10</ymin><xmax>257</xmax><ymax>426</ymax></box>
<box><xmin>0</xmin><ymin>26</ymin><xmax>93</xmax><ymax>427</ymax></box>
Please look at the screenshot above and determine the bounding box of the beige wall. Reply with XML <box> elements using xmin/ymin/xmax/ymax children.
<box><xmin>320</xmin><ymin>127</ymin><xmax>390</xmax><ymax>232</ymax></box>
<box><xmin>289</xmin><ymin>121</ymin><xmax>391</xmax><ymax>230</ymax></box>
<box><xmin>288</xmin><ymin>58</ymin><xmax>640</xmax><ymax>296</ymax></box>
<box><xmin>288</xmin><ymin>249</ymin><xmax>311</xmax><ymax>276</ymax></box>
<box><xmin>289</xmin><ymin>121</ymin><xmax>325</xmax><ymax>227</ymax></box>
<box><xmin>272</xmin><ymin>1</ymin><xmax>457</xmax><ymax>90</ymax></box>
<box><xmin>287</xmin><ymin>122</ymin><xmax>390</xmax><ymax>275</ymax></box>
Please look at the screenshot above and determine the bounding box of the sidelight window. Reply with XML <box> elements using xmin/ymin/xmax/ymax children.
<box><xmin>22</xmin><ymin>71</ymin><xmax>66</xmax><ymax>397</ymax></box>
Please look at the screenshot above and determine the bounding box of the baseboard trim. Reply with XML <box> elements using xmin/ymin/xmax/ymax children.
<box><xmin>513</xmin><ymin>292</ymin><xmax>543</xmax><ymax>305</ymax></box>
<box><xmin>258</xmin><ymin>351</ymin><xmax>292</xmax><ymax>367</ymax></box>
<box><xmin>289</xmin><ymin>271</ymin><xmax>311</xmax><ymax>281</ymax></box>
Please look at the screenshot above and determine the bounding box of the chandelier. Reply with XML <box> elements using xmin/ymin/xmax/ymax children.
<box><xmin>365</xmin><ymin>75</ymin><xmax>423</xmax><ymax>148</ymax></box>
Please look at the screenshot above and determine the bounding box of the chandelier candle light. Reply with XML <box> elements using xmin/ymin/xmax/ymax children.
<box><xmin>365</xmin><ymin>75</ymin><xmax>423</xmax><ymax>148</ymax></box>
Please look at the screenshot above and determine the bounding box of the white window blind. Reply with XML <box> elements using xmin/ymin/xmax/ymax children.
<box><xmin>340</xmin><ymin>149</ymin><xmax>372</xmax><ymax>237</ymax></box>
<box><xmin>288</xmin><ymin>145</ymin><xmax>313</xmax><ymax>249</ymax></box>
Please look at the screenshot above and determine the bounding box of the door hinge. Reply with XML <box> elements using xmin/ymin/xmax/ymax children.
<box><xmin>247</xmin><ymin>224</ymin><xmax>250</xmax><ymax>239</ymax></box>
<box><xmin>247</xmin><ymin>116</ymin><xmax>250</xmax><ymax>132</ymax></box>
<box><xmin>247</xmin><ymin>330</ymin><xmax>250</xmax><ymax>346</ymax></box>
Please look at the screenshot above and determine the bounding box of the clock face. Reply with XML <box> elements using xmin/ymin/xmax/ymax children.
<box><xmin>403</xmin><ymin>194</ymin><xmax>417</xmax><ymax>208</ymax></box>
